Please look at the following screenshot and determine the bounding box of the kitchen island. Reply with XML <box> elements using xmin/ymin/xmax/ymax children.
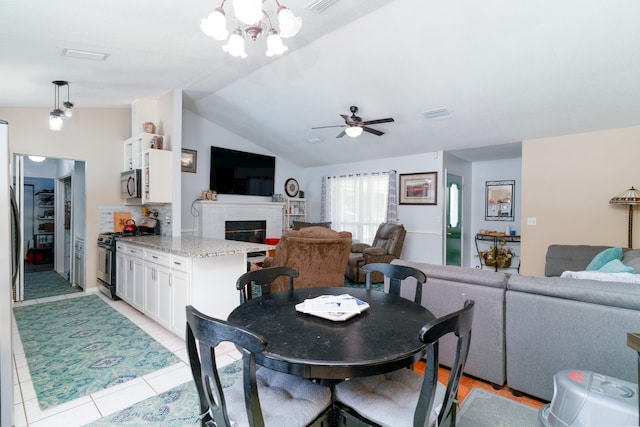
<box><xmin>116</xmin><ymin>235</ymin><xmax>274</xmax><ymax>337</ymax></box>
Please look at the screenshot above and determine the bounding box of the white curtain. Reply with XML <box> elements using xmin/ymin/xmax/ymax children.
<box><xmin>321</xmin><ymin>171</ymin><xmax>397</xmax><ymax>243</ymax></box>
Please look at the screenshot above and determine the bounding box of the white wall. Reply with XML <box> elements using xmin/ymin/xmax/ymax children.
<box><xmin>300</xmin><ymin>152</ymin><xmax>445</xmax><ymax>264</ymax></box>
<box><xmin>469</xmin><ymin>158</ymin><xmax>522</xmax><ymax>268</ymax></box>
<box><xmin>180</xmin><ymin>109</ymin><xmax>303</xmax><ymax>235</ymax></box>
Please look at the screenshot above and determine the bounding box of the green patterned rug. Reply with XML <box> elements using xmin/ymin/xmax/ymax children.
<box><xmin>23</xmin><ymin>270</ymin><xmax>82</xmax><ymax>300</ymax></box>
<box><xmin>344</xmin><ymin>278</ymin><xmax>384</xmax><ymax>292</ymax></box>
<box><xmin>85</xmin><ymin>360</ymin><xmax>243</xmax><ymax>426</ymax></box>
<box><xmin>13</xmin><ymin>295</ymin><xmax>181</xmax><ymax>409</ymax></box>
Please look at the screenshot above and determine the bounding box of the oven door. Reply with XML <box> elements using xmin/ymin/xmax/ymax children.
<box><xmin>97</xmin><ymin>244</ymin><xmax>112</xmax><ymax>285</ymax></box>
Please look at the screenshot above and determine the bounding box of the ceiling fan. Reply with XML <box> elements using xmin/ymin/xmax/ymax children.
<box><xmin>312</xmin><ymin>106</ymin><xmax>395</xmax><ymax>138</ymax></box>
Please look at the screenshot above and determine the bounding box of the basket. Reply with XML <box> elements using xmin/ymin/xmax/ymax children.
<box><xmin>485</xmin><ymin>257</ymin><xmax>511</xmax><ymax>268</ymax></box>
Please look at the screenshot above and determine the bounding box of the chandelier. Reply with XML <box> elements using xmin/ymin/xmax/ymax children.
<box><xmin>49</xmin><ymin>80</ymin><xmax>74</xmax><ymax>131</ymax></box>
<box><xmin>201</xmin><ymin>0</ymin><xmax>302</xmax><ymax>58</ymax></box>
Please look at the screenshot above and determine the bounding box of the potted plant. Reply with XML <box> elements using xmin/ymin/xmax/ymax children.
<box><xmin>480</xmin><ymin>240</ymin><xmax>514</xmax><ymax>268</ymax></box>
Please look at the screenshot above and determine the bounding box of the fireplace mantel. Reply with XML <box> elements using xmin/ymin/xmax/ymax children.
<box><xmin>195</xmin><ymin>201</ymin><xmax>284</xmax><ymax>239</ymax></box>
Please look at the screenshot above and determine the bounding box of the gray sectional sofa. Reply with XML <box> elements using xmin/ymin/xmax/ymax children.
<box><xmin>393</xmin><ymin>245</ymin><xmax>640</xmax><ymax>402</ymax></box>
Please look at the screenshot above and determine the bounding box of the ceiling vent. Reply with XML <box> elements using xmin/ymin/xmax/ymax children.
<box><xmin>306</xmin><ymin>137</ymin><xmax>324</xmax><ymax>144</ymax></box>
<box><xmin>422</xmin><ymin>107</ymin><xmax>450</xmax><ymax>120</ymax></box>
<box><xmin>305</xmin><ymin>0</ymin><xmax>340</xmax><ymax>13</ymax></box>
<box><xmin>62</xmin><ymin>48</ymin><xmax>109</xmax><ymax>61</ymax></box>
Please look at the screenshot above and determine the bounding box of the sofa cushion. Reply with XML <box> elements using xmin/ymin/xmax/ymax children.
<box><xmin>585</xmin><ymin>247</ymin><xmax>623</xmax><ymax>270</ymax></box>
<box><xmin>292</xmin><ymin>221</ymin><xmax>332</xmax><ymax>230</ymax></box>
<box><xmin>622</xmin><ymin>249</ymin><xmax>640</xmax><ymax>271</ymax></box>
<box><xmin>545</xmin><ymin>245</ymin><xmax>614</xmax><ymax>276</ymax></box>
<box><xmin>598</xmin><ymin>259</ymin><xmax>635</xmax><ymax>273</ymax></box>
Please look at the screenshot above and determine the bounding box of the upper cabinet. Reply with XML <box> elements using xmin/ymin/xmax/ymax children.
<box><xmin>124</xmin><ymin>133</ymin><xmax>165</xmax><ymax>170</ymax></box>
<box><xmin>123</xmin><ymin>133</ymin><xmax>172</xmax><ymax>204</ymax></box>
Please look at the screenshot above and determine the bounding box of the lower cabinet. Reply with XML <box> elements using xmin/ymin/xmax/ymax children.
<box><xmin>117</xmin><ymin>243</ymin><xmax>191</xmax><ymax>337</ymax></box>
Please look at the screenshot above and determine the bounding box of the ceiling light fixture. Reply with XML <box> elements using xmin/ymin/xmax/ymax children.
<box><xmin>49</xmin><ymin>81</ymin><xmax>74</xmax><ymax>131</ymax></box>
<box><xmin>344</xmin><ymin>126</ymin><xmax>363</xmax><ymax>138</ymax></box>
<box><xmin>28</xmin><ymin>156</ymin><xmax>46</xmax><ymax>162</ymax></box>
<box><xmin>201</xmin><ymin>0</ymin><xmax>301</xmax><ymax>58</ymax></box>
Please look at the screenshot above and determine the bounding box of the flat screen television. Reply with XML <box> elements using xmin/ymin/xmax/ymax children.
<box><xmin>210</xmin><ymin>146</ymin><xmax>276</xmax><ymax>196</ymax></box>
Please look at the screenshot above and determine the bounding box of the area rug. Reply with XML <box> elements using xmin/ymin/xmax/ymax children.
<box><xmin>13</xmin><ymin>295</ymin><xmax>181</xmax><ymax>409</ymax></box>
<box><xmin>344</xmin><ymin>278</ymin><xmax>384</xmax><ymax>292</ymax></box>
<box><xmin>23</xmin><ymin>270</ymin><xmax>82</xmax><ymax>300</ymax></box>
<box><xmin>84</xmin><ymin>360</ymin><xmax>243</xmax><ymax>426</ymax></box>
<box><xmin>457</xmin><ymin>388</ymin><xmax>542</xmax><ymax>427</ymax></box>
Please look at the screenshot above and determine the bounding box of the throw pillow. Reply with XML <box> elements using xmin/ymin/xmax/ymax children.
<box><xmin>598</xmin><ymin>259</ymin><xmax>635</xmax><ymax>274</ymax></box>
<box><xmin>585</xmin><ymin>247</ymin><xmax>623</xmax><ymax>270</ymax></box>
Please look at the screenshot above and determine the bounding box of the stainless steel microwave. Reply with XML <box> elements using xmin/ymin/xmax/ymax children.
<box><xmin>120</xmin><ymin>169</ymin><xmax>142</xmax><ymax>199</ymax></box>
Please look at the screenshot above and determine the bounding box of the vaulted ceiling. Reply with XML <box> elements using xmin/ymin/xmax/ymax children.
<box><xmin>2</xmin><ymin>0</ymin><xmax>639</xmax><ymax>166</ymax></box>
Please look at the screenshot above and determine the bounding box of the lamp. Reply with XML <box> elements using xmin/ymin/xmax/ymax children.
<box><xmin>201</xmin><ymin>0</ymin><xmax>301</xmax><ymax>58</ymax></box>
<box><xmin>49</xmin><ymin>81</ymin><xmax>74</xmax><ymax>131</ymax></box>
<box><xmin>345</xmin><ymin>126</ymin><xmax>363</xmax><ymax>138</ymax></box>
<box><xmin>609</xmin><ymin>186</ymin><xmax>640</xmax><ymax>248</ymax></box>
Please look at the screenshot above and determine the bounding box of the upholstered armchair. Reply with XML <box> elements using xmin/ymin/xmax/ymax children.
<box><xmin>345</xmin><ymin>223</ymin><xmax>406</xmax><ymax>284</ymax></box>
<box><xmin>263</xmin><ymin>226</ymin><xmax>352</xmax><ymax>292</ymax></box>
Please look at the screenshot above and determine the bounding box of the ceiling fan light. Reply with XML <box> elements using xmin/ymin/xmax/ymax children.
<box><xmin>345</xmin><ymin>126</ymin><xmax>363</xmax><ymax>138</ymax></box>
<box><xmin>232</xmin><ymin>0</ymin><xmax>263</xmax><ymax>25</ymax></box>
<box><xmin>266</xmin><ymin>30</ymin><xmax>288</xmax><ymax>56</ymax></box>
<box><xmin>49</xmin><ymin>109</ymin><xmax>64</xmax><ymax>131</ymax></box>
<box><xmin>201</xmin><ymin>8</ymin><xmax>229</xmax><ymax>40</ymax></box>
<box><xmin>222</xmin><ymin>30</ymin><xmax>247</xmax><ymax>58</ymax></box>
<box><xmin>278</xmin><ymin>6</ymin><xmax>302</xmax><ymax>38</ymax></box>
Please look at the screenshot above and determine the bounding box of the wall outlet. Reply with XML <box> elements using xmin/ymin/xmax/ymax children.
<box><xmin>527</xmin><ymin>217</ymin><xmax>537</xmax><ymax>226</ymax></box>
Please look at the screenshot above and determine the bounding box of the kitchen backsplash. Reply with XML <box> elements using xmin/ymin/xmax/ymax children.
<box><xmin>99</xmin><ymin>204</ymin><xmax>172</xmax><ymax>236</ymax></box>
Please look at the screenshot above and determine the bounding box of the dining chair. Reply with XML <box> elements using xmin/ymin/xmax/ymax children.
<box><xmin>335</xmin><ymin>300</ymin><xmax>475</xmax><ymax>427</ymax></box>
<box><xmin>186</xmin><ymin>305</ymin><xmax>332</xmax><ymax>427</ymax></box>
<box><xmin>362</xmin><ymin>262</ymin><xmax>427</xmax><ymax>305</ymax></box>
<box><xmin>235</xmin><ymin>266</ymin><xmax>299</xmax><ymax>304</ymax></box>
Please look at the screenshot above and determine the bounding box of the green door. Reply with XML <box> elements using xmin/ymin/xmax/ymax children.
<box><xmin>445</xmin><ymin>173</ymin><xmax>463</xmax><ymax>266</ymax></box>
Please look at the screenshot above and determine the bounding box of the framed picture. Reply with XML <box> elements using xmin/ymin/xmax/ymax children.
<box><xmin>485</xmin><ymin>180</ymin><xmax>515</xmax><ymax>221</ymax></box>
<box><xmin>399</xmin><ymin>172</ymin><xmax>438</xmax><ymax>205</ymax></box>
<box><xmin>181</xmin><ymin>149</ymin><xmax>197</xmax><ymax>173</ymax></box>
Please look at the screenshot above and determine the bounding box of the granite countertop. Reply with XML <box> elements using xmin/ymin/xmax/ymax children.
<box><xmin>117</xmin><ymin>235</ymin><xmax>275</xmax><ymax>258</ymax></box>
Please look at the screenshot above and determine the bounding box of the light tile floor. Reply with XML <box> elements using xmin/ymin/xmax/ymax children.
<box><xmin>12</xmin><ymin>291</ymin><xmax>241</xmax><ymax>427</ymax></box>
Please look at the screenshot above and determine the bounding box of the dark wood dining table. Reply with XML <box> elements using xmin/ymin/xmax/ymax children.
<box><xmin>226</xmin><ymin>287</ymin><xmax>435</xmax><ymax>380</ymax></box>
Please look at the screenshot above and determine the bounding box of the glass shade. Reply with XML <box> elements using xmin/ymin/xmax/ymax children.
<box><xmin>610</xmin><ymin>187</ymin><xmax>640</xmax><ymax>205</ymax></box>
<box><xmin>232</xmin><ymin>0</ymin><xmax>262</xmax><ymax>25</ymax></box>
<box><xmin>266</xmin><ymin>31</ymin><xmax>288</xmax><ymax>57</ymax></box>
<box><xmin>222</xmin><ymin>31</ymin><xmax>247</xmax><ymax>58</ymax></box>
<box><xmin>345</xmin><ymin>126</ymin><xmax>363</xmax><ymax>137</ymax></box>
<box><xmin>201</xmin><ymin>8</ymin><xmax>229</xmax><ymax>41</ymax></box>
<box><xmin>278</xmin><ymin>7</ymin><xmax>302</xmax><ymax>38</ymax></box>
<box><xmin>49</xmin><ymin>110</ymin><xmax>64</xmax><ymax>131</ymax></box>
<box><xmin>63</xmin><ymin>101</ymin><xmax>74</xmax><ymax>118</ymax></box>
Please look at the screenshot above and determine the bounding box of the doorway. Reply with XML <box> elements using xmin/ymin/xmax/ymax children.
<box><xmin>13</xmin><ymin>155</ymin><xmax>86</xmax><ymax>301</ymax></box>
<box><xmin>445</xmin><ymin>172</ymin><xmax>463</xmax><ymax>266</ymax></box>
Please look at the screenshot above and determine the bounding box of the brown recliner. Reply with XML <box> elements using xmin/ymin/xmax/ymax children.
<box><xmin>345</xmin><ymin>223</ymin><xmax>406</xmax><ymax>284</ymax></box>
<box><xmin>263</xmin><ymin>226</ymin><xmax>352</xmax><ymax>292</ymax></box>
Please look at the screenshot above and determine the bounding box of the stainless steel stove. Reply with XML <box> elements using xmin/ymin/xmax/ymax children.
<box><xmin>96</xmin><ymin>228</ymin><xmax>158</xmax><ymax>300</ymax></box>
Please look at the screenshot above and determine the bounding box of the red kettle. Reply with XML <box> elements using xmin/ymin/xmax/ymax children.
<box><xmin>123</xmin><ymin>218</ymin><xmax>137</xmax><ymax>234</ymax></box>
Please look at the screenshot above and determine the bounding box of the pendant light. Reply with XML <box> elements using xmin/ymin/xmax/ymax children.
<box><xmin>48</xmin><ymin>81</ymin><xmax>74</xmax><ymax>131</ymax></box>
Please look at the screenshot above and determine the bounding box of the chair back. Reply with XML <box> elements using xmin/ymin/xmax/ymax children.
<box><xmin>416</xmin><ymin>299</ymin><xmax>475</xmax><ymax>427</ymax></box>
<box><xmin>235</xmin><ymin>266</ymin><xmax>299</xmax><ymax>304</ymax></box>
<box><xmin>372</xmin><ymin>223</ymin><xmax>407</xmax><ymax>258</ymax></box>
<box><xmin>362</xmin><ymin>262</ymin><xmax>427</xmax><ymax>304</ymax></box>
<box><xmin>186</xmin><ymin>305</ymin><xmax>267</xmax><ymax>427</ymax></box>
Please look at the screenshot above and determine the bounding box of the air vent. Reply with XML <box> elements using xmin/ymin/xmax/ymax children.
<box><xmin>305</xmin><ymin>0</ymin><xmax>340</xmax><ymax>13</ymax></box>
<box><xmin>306</xmin><ymin>137</ymin><xmax>324</xmax><ymax>144</ymax></box>
<box><xmin>62</xmin><ymin>48</ymin><xmax>109</xmax><ymax>61</ymax></box>
<box><xmin>422</xmin><ymin>107</ymin><xmax>450</xmax><ymax>119</ymax></box>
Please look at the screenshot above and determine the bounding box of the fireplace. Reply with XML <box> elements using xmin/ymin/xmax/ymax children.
<box><xmin>195</xmin><ymin>201</ymin><xmax>284</xmax><ymax>241</ymax></box>
<box><xmin>225</xmin><ymin>220</ymin><xmax>267</xmax><ymax>244</ymax></box>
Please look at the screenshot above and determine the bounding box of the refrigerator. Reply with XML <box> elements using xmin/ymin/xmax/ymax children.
<box><xmin>0</xmin><ymin>119</ymin><xmax>17</xmax><ymax>426</ymax></box>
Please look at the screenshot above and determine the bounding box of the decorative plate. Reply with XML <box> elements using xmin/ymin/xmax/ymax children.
<box><xmin>285</xmin><ymin>178</ymin><xmax>299</xmax><ymax>197</ymax></box>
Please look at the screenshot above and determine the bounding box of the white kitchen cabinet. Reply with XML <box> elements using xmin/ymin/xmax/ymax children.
<box><xmin>169</xmin><ymin>254</ymin><xmax>191</xmax><ymax>336</ymax></box>
<box><xmin>144</xmin><ymin>249</ymin><xmax>172</xmax><ymax>328</ymax></box>
<box><xmin>121</xmin><ymin>244</ymin><xmax>144</xmax><ymax>311</ymax></box>
<box><xmin>142</xmin><ymin>149</ymin><xmax>172</xmax><ymax>204</ymax></box>
<box><xmin>123</xmin><ymin>133</ymin><xmax>163</xmax><ymax>170</ymax></box>
<box><xmin>115</xmin><ymin>242</ymin><xmax>127</xmax><ymax>300</ymax></box>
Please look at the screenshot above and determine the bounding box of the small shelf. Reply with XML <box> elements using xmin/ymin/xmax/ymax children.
<box><xmin>33</xmin><ymin>190</ymin><xmax>55</xmax><ymax>265</ymax></box>
<box><xmin>475</xmin><ymin>233</ymin><xmax>521</xmax><ymax>272</ymax></box>
<box><xmin>284</xmin><ymin>198</ymin><xmax>307</xmax><ymax>231</ymax></box>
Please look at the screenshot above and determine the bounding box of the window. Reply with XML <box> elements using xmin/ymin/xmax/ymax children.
<box><xmin>326</xmin><ymin>173</ymin><xmax>390</xmax><ymax>243</ymax></box>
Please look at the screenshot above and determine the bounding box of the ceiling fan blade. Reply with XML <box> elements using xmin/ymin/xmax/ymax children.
<box><xmin>363</xmin><ymin>117</ymin><xmax>394</xmax><ymax>125</ymax></box>
<box><xmin>312</xmin><ymin>124</ymin><xmax>347</xmax><ymax>129</ymax></box>
<box><xmin>336</xmin><ymin>130</ymin><xmax>347</xmax><ymax>138</ymax></box>
<box><xmin>363</xmin><ymin>126</ymin><xmax>384</xmax><ymax>136</ymax></box>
